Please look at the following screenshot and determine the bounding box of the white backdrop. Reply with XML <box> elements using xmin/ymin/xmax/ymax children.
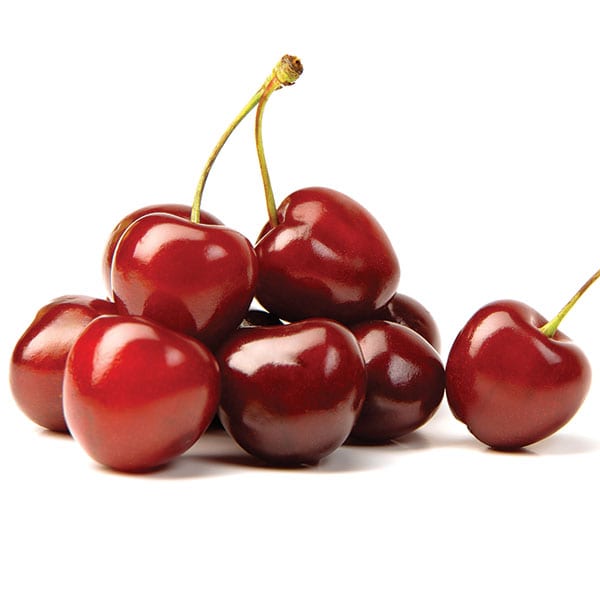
<box><xmin>1</xmin><ymin>1</ymin><xmax>599</xmax><ymax>598</ymax></box>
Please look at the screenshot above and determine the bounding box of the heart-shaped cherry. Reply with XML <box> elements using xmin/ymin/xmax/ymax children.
<box><xmin>445</xmin><ymin>269</ymin><xmax>598</xmax><ymax>450</ymax></box>
<box><xmin>254</xmin><ymin>187</ymin><xmax>400</xmax><ymax>323</ymax></box>
<box><xmin>349</xmin><ymin>320</ymin><xmax>445</xmax><ymax>443</ymax></box>
<box><xmin>372</xmin><ymin>292</ymin><xmax>441</xmax><ymax>352</ymax></box>
<box><xmin>111</xmin><ymin>56</ymin><xmax>303</xmax><ymax>348</ymax></box>
<box><xmin>63</xmin><ymin>314</ymin><xmax>220</xmax><ymax>472</ymax></box>
<box><xmin>216</xmin><ymin>318</ymin><xmax>366</xmax><ymax>466</ymax></box>
<box><xmin>111</xmin><ymin>213</ymin><xmax>258</xmax><ymax>349</ymax></box>
<box><xmin>102</xmin><ymin>203</ymin><xmax>222</xmax><ymax>294</ymax></box>
<box><xmin>10</xmin><ymin>295</ymin><xmax>117</xmax><ymax>432</ymax></box>
<box><xmin>250</xmin><ymin>68</ymin><xmax>399</xmax><ymax>323</ymax></box>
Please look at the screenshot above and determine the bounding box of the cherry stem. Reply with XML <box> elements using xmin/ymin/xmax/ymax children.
<box><xmin>540</xmin><ymin>267</ymin><xmax>600</xmax><ymax>337</ymax></box>
<box><xmin>255</xmin><ymin>56</ymin><xmax>304</xmax><ymax>228</ymax></box>
<box><xmin>190</xmin><ymin>55</ymin><xmax>303</xmax><ymax>224</ymax></box>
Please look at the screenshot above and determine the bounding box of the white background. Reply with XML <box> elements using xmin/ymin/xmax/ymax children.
<box><xmin>1</xmin><ymin>1</ymin><xmax>599</xmax><ymax>598</ymax></box>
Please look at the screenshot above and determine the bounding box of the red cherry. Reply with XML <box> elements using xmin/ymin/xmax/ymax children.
<box><xmin>108</xmin><ymin>57</ymin><xmax>303</xmax><ymax>348</ymax></box>
<box><xmin>372</xmin><ymin>292</ymin><xmax>441</xmax><ymax>352</ymax></box>
<box><xmin>250</xmin><ymin>65</ymin><xmax>398</xmax><ymax>324</ymax></box>
<box><xmin>446</xmin><ymin>299</ymin><xmax>592</xmax><ymax>449</ymax></box>
<box><xmin>9</xmin><ymin>295</ymin><xmax>117</xmax><ymax>432</ymax></box>
<box><xmin>63</xmin><ymin>314</ymin><xmax>220</xmax><ymax>472</ymax></box>
<box><xmin>111</xmin><ymin>213</ymin><xmax>258</xmax><ymax>349</ymax></box>
<box><xmin>216</xmin><ymin>318</ymin><xmax>366</xmax><ymax>466</ymax></box>
<box><xmin>254</xmin><ymin>187</ymin><xmax>400</xmax><ymax>323</ymax></box>
<box><xmin>102</xmin><ymin>203</ymin><xmax>223</xmax><ymax>294</ymax></box>
<box><xmin>349</xmin><ymin>321</ymin><xmax>445</xmax><ymax>443</ymax></box>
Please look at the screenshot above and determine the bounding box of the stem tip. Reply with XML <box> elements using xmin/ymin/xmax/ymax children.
<box><xmin>274</xmin><ymin>55</ymin><xmax>304</xmax><ymax>86</ymax></box>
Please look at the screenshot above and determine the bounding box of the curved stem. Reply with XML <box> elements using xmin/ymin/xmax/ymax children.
<box><xmin>190</xmin><ymin>88</ymin><xmax>264</xmax><ymax>223</ymax></box>
<box><xmin>191</xmin><ymin>55</ymin><xmax>303</xmax><ymax>224</ymax></box>
<box><xmin>255</xmin><ymin>79</ymin><xmax>280</xmax><ymax>227</ymax></box>
<box><xmin>540</xmin><ymin>267</ymin><xmax>600</xmax><ymax>337</ymax></box>
<box><xmin>254</xmin><ymin>55</ymin><xmax>304</xmax><ymax>229</ymax></box>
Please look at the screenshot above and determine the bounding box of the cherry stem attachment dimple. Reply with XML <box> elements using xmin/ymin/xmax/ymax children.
<box><xmin>540</xmin><ymin>267</ymin><xmax>600</xmax><ymax>337</ymax></box>
<box><xmin>254</xmin><ymin>56</ymin><xmax>304</xmax><ymax>228</ymax></box>
<box><xmin>190</xmin><ymin>55</ymin><xmax>303</xmax><ymax>224</ymax></box>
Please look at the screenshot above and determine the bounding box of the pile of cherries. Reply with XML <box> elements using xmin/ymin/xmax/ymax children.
<box><xmin>9</xmin><ymin>56</ymin><xmax>597</xmax><ymax>473</ymax></box>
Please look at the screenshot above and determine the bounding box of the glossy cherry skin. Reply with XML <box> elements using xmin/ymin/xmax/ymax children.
<box><xmin>102</xmin><ymin>203</ymin><xmax>223</xmax><ymax>294</ymax></box>
<box><xmin>63</xmin><ymin>314</ymin><xmax>220</xmax><ymax>472</ymax></box>
<box><xmin>9</xmin><ymin>295</ymin><xmax>117</xmax><ymax>432</ymax></box>
<box><xmin>255</xmin><ymin>187</ymin><xmax>400</xmax><ymax>324</ymax></box>
<box><xmin>111</xmin><ymin>213</ymin><xmax>258</xmax><ymax>349</ymax></box>
<box><xmin>372</xmin><ymin>292</ymin><xmax>441</xmax><ymax>352</ymax></box>
<box><xmin>445</xmin><ymin>299</ymin><xmax>592</xmax><ymax>450</ymax></box>
<box><xmin>349</xmin><ymin>321</ymin><xmax>445</xmax><ymax>443</ymax></box>
<box><xmin>207</xmin><ymin>308</ymin><xmax>283</xmax><ymax>432</ymax></box>
<box><xmin>217</xmin><ymin>318</ymin><xmax>367</xmax><ymax>466</ymax></box>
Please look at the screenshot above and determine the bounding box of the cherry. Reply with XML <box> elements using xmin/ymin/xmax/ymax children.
<box><xmin>254</xmin><ymin>187</ymin><xmax>400</xmax><ymax>323</ymax></box>
<box><xmin>63</xmin><ymin>314</ymin><xmax>220</xmax><ymax>472</ymax></box>
<box><xmin>111</xmin><ymin>56</ymin><xmax>303</xmax><ymax>349</ymax></box>
<box><xmin>445</xmin><ymin>269</ymin><xmax>599</xmax><ymax>450</ymax></box>
<box><xmin>9</xmin><ymin>295</ymin><xmax>117</xmax><ymax>432</ymax></box>
<box><xmin>251</xmin><ymin>65</ymin><xmax>400</xmax><ymax>324</ymax></box>
<box><xmin>216</xmin><ymin>318</ymin><xmax>366</xmax><ymax>466</ymax></box>
<box><xmin>372</xmin><ymin>292</ymin><xmax>441</xmax><ymax>352</ymax></box>
<box><xmin>111</xmin><ymin>212</ymin><xmax>258</xmax><ymax>349</ymax></box>
<box><xmin>102</xmin><ymin>203</ymin><xmax>222</xmax><ymax>294</ymax></box>
<box><xmin>349</xmin><ymin>321</ymin><xmax>445</xmax><ymax>443</ymax></box>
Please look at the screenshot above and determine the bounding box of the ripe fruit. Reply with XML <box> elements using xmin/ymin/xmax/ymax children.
<box><xmin>102</xmin><ymin>203</ymin><xmax>222</xmax><ymax>294</ymax></box>
<box><xmin>10</xmin><ymin>295</ymin><xmax>116</xmax><ymax>432</ymax></box>
<box><xmin>217</xmin><ymin>318</ymin><xmax>366</xmax><ymax>466</ymax></box>
<box><xmin>250</xmin><ymin>63</ymin><xmax>399</xmax><ymax>324</ymax></box>
<box><xmin>111</xmin><ymin>213</ymin><xmax>258</xmax><ymax>349</ymax></box>
<box><xmin>445</xmin><ymin>269</ymin><xmax>599</xmax><ymax>449</ymax></box>
<box><xmin>254</xmin><ymin>187</ymin><xmax>400</xmax><ymax>323</ymax></box>
<box><xmin>350</xmin><ymin>321</ymin><xmax>445</xmax><ymax>443</ymax></box>
<box><xmin>63</xmin><ymin>314</ymin><xmax>220</xmax><ymax>472</ymax></box>
<box><xmin>110</xmin><ymin>56</ymin><xmax>304</xmax><ymax>349</ymax></box>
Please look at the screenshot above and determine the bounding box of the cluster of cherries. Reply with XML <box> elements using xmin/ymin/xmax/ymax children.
<box><xmin>9</xmin><ymin>56</ymin><xmax>598</xmax><ymax>473</ymax></box>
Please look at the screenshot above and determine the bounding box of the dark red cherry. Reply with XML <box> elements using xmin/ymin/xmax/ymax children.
<box><xmin>349</xmin><ymin>321</ymin><xmax>445</xmax><ymax>443</ymax></box>
<box><xmin>111</xmin><ymin>213</ymin><xmax>258</xmax><ymax>349</ymax></box>
<box><xmin>63</xmin><ymin>314</ymin><xmax>220</xmax><ymax>472</ymax></box>
<box><xmin>372</xmin><ymin>292</ymin><xmax>441</xmax><ymax>352</ymax></box>
<box><xmin>446</xmin><ymin>299</ymin><xmax>592</xmax><ymax>450</ymax></box>
<box><xmin>254</xmin><ymin>187</ymin><xmax>400</xmax><ymax>324</ymax></box>
<box><xmin>9</xmin><ymin>295</ymin><xmax>117</xmax><ymax>432</ymax></box>
<box><xmin>216</xmin><ymin>318</ymin><xmax>367</xmax><ymax>466</ymax></box>
<box><xmin>102</xmin><ymin>203</ymin><xmax>223</xmax><ymax>294</ymax></box>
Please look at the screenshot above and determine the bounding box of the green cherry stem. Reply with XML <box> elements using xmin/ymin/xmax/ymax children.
<box><xmin>540</xmin><ymin>267</ymin><xmax>600</xmax><ymax>337</ymax></box>
<box><xmin>190</xmin><ymin>55</ymin><xmax>303</xmax><ymax>224</ymax></box>
<box><xmin>255</xmin><ymin>56</ymin><xmax>304</xmax><ymax>228</ymax></box>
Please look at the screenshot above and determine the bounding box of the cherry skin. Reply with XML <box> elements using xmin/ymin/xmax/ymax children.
<box><xmin>216</xmin><ymin>318</ymin><xmax>367</xmax><ymax>466</ymax></box>
<box><xmin>254</xmin><ymin>187</ymin><xmax>400</xmax><ymax>324</ymax></box>
<box><xmin>207</xmin><ymin>307</ymin><xmax>283</xmax><ymax>432</ymax></box>
<box><xmin>9</xmin><ymin>295</ymin><xmax>117</xmax><ymax>432</ymax></box>
<box><xmin>111</xmin><ymin>213</ymin><xmax>258</xmax><ymax>349</ymax></box>
<box><xmin>372</xmin><ymin>292</ymin><xmax>441</xmax><ymax>352</ymax></box>
<box><xmin>63</xmin><ymin>314</ymin><xmax>220</xmax><ymax>472</ymax></box>
<box><xmin>102</xmin><ymin>203</ymin><xmax>223</xmax><ymax>294</ymax></box>
<box><xmin>445</xmin><ymin>299</ymin><xmax>592</xmax><ymax>450</ymax></box>
<box><xmin>349</xmin><ymin>321</ymin><xmax>445</xmax><ymax>443</ymax></box>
